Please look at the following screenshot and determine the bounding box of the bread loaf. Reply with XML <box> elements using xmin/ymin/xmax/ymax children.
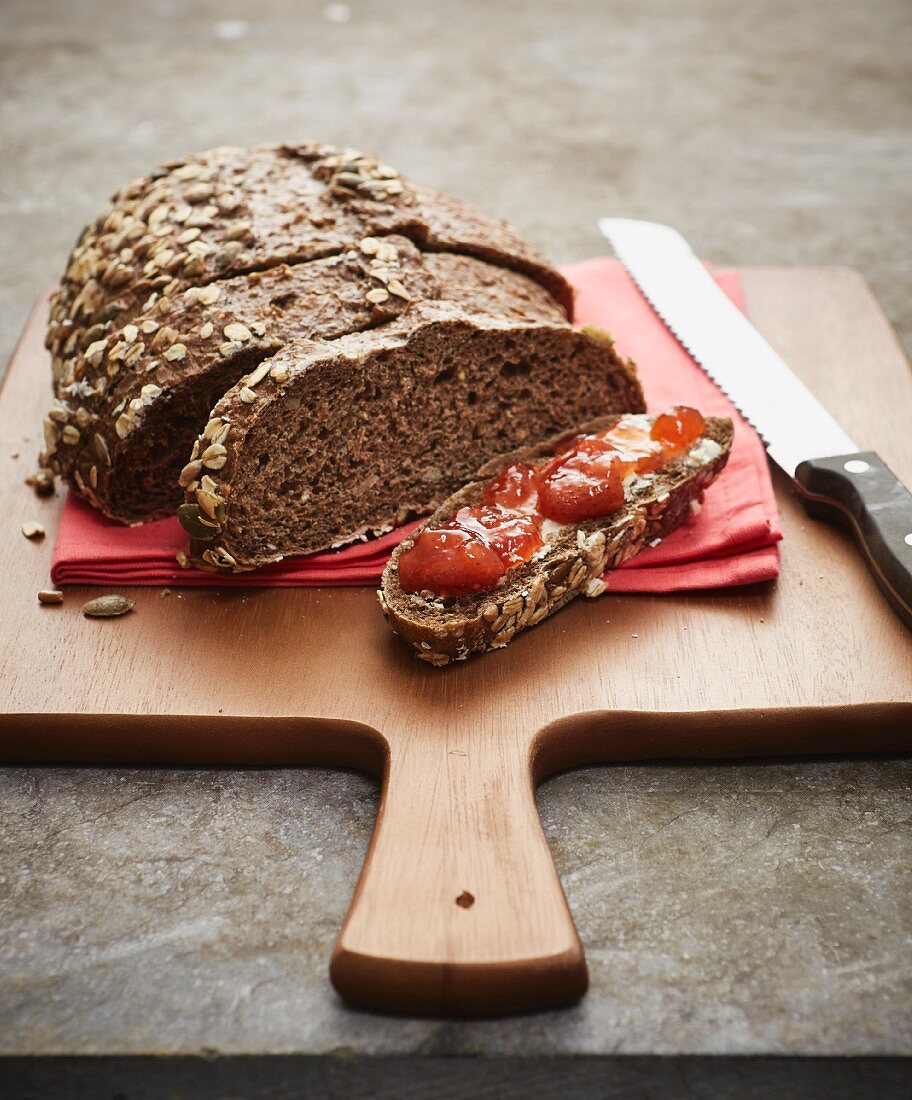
<box><xmin>41</xmin><ymin>142</ymin><xmax>646</xmax><ymax>552</ymax></box>
<box><xmin>379</xmin><ymin>415</ymin><xmax>733</xmax><ymax>664</ymax></box>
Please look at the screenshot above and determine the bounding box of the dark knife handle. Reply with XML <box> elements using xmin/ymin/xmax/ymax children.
<box><xmin>794</xmin><ymin>451</ymin><xmax>912</xmax><ymax>630</ymax></box>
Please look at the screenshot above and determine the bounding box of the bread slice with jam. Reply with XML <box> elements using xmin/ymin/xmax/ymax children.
<box><xmin>379</xmin><ymin>411</ymin><xmax>733</xmax><ymax>664</ymax></box>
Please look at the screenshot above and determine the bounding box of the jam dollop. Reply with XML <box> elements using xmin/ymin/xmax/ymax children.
<box><xmin>398</xmin><ymin>407</ymin><xmax>705</xmax><ymax>598</ymax></box>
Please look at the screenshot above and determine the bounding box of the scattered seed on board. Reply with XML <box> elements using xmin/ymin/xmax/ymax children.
<box><xmin>21</xmin><ymin>521</ymin><xmax>46</xmax><ymax>540</ymax></box>
<box><xmin>26</xmin><ymin>470</ymin><xmax>55</xmax><ymax>496</ymax></box>
<box><xmin>37</xmin><ymin>589</ymin><xmax>64</xmax><ymax>605</ymax></box>
<box><xmin>82</xmin><ymin>595</ymin><xmax>135</xmax><ymax>619</ymax></box>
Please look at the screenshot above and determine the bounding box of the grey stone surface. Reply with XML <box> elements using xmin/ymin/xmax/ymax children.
<box><xmin>1</xmin><ymin>760</ymin><xmax>910</xmax><ymax>1057</ymax></box>
<box><xmin>0</xmin><ymin>0</ymin><xmax>910</xmax><ymax>1069</ymax></box>
<box><xmin>1</xmin><ymin>0</ymin><xmax>911</xmax><ymax>372</ymax></box>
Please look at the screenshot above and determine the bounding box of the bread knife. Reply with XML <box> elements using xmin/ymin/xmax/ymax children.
<box><xmin>598</xmin><ymin>217</ymin><xmax>912</xmax><ymax>630</ymax></box>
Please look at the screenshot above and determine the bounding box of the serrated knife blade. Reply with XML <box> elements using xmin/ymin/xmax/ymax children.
<box><xmin>598</xmin><ymin>217</ymin><xmax>912</xmax><ymax>630</ymax></box>
<box><xmin>598</xmin><ymin>218</ymin><xmax>855</xmax><ymax>475</ymax></box>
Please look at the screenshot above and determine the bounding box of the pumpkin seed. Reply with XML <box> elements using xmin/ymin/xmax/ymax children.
<box><xmin>178</xmin><ymin>503</ymin><xmax>220</xmax><ymax>540</ymax></box>
<box><xmin>82</xmin><ymin>595</ymin><xmax>135</xmax><ymax>618</ymax></box>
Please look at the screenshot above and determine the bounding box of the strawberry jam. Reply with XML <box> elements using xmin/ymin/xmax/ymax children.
<box><xmin>651</xmin><ymin>405</ymin><xmax>706</xmax><ymax>454</ymax></box>
<box><xmin>396</xmin><ymin>527</ymin><xmax>506</xmax><ymax>598</ymax></box>
<box><xmin>483</xmin><ymin>462</ymin><xmax>539</xmax><ymax>512</ymax></box>
<box><xmin>451</xmin><ymin>505</ymin><xmax>544</xmax><ymax>566</ymax></box>
<box><xmin>536</xmin><ymin>443</ymin><xmax>627</xmax><ymax>524</ymax></box>
<box><xmin>397</xmin><ymin>407</ymin><xmax>705</xmax><ymax>598</ymax></box>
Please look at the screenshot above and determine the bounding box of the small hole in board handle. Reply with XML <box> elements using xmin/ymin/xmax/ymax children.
<box><xmin>455</xmin><ymin>890</ymin><xmax>475</xmax><ymax>909</ymax></box>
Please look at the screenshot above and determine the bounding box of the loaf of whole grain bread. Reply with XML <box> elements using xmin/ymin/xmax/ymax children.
<box><xmin>41</xmin><ymin>142</ymin><xmax>645</xmax><ymax>547</ymax></box>
<box><xmin>379</xmin><ymin>415</ymin><xmax>733</xmax><ymax>664</ymax></box>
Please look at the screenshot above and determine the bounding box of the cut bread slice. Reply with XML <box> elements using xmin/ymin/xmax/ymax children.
<box><xmin>179</xmin><ymin>309</ymin><xmax>645</xmax><ymax>571</ymax></box>
<box><xmin>379</xmin><ymin>414</ymin><xmax>733</xmax><ymax>665</ymax></box>
<box><xmin>45</xmin><ymin>242</ymin><xmax>567</xmax><ymax>524</ymax></box>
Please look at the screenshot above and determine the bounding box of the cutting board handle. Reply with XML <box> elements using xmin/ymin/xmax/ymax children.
<box><xmin>330</xmin><ymin>729</ymin><xmax>587</xmax><ymax>1016</ymax></box>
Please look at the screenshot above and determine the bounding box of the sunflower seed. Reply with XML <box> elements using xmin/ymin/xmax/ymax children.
<box><xmin>239</xmin><ymin>386</ymin><xmax>258</xmax><ymax>404</ymax></box>
<box><xmin>196</xmin><ymin>489</ymin><xmax>222</xmax><ymax>519</ymax></box>
<box><xmin>21</xmin><ymin>521</ymin><xmax>46</xmax><ymax>539</ymax></box>
<box><xmin>224</xmin><ymin>221</ymin><xmax>252</xmax><ymax>242</ymax></box>
<box><xmin>184</xmin><ymin>183</ymin><xmax>214</xmax><ymax>204</ymax></box>
<box><xmin>366</xmin><ymin>287</ymin><xmax>390</xmax><ymax>305</ymax></box>
<box><xmin>37</xmin><ymin>589</ymin><xmax>64</xmax><ymax>605</ymax></box>
<box><xmin>94</xmin><ymin>431</ymin><xmax>111</xmax><ymax>462</ymax></box>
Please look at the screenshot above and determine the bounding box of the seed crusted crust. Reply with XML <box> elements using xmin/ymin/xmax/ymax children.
<box><xmin>42</xmin><ymin>238</ymin><xmax>438</xmax><ymax>518</ymax></box>
<box><xmin>46</xmin><ymin>142</ymin><xmax>573</xmax><ymax>398</ymax></box>
<box><xmin>177</xmin><ymin>313</ymin><xmax>644</xmax><ymax>573</ymax></box>
<box><xmin>379</xmin><ymin>416</ymin><xmax>734</xmax><ymax>665</ymax></box>
<box><xmin>42</xmin><ymin>243</ymin><xmax>571</xmax><ymax>523</ymax></box>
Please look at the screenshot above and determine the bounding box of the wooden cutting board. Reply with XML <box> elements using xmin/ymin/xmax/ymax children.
<box><xmin>1</xmin><ymin>268</ymin><xmax>910</xmax><ymax>1018</ymax></box>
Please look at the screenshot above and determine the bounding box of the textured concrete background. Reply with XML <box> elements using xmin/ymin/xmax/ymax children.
<box><xmin>1</xmin><ymin>0</ymin><xmax>910</xmax><ymax>371</ymax></box>
<box><xmin>1</xmin><ymin>0</ymin><xmax>911</xmax><ymax>1080</ymax></box>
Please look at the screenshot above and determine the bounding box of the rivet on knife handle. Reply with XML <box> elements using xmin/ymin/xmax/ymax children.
<box><xmin>794</xmin><ymin>451</ymin><xmax>912</xmax><ymax>629</ymax></box>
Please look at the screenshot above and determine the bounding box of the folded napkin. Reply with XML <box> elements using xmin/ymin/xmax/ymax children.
<box><xmin>51</xmin><ymin>261</ymin><xmax>781</xmax><ymax>590</ymax></box>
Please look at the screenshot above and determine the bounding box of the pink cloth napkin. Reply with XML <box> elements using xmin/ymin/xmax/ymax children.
<box><xmin>51</xmin><ymin>260</ymin><xmax>781</xmax><ymax>589</ymax></box>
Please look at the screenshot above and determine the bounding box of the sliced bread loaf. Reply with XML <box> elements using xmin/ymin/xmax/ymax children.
<box><xmin>379</xmin><ymin>414</ymin><xmax>733</xmax><ymax>664</ymax></box>
<box><xmin>179</xmin><ymin>311</ymin><xmax>645</xmax><ymax>571</ymax></box>
<box><xmin>43</xmin><ymin>241</ymin><xmax>575</xmax><ymax>523</ymax></box>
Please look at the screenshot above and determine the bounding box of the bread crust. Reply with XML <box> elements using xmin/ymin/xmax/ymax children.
<box><xmin>379</xmin><ymin>416</ymin><xmax>734</xmax><ymax>664</ymax></box>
